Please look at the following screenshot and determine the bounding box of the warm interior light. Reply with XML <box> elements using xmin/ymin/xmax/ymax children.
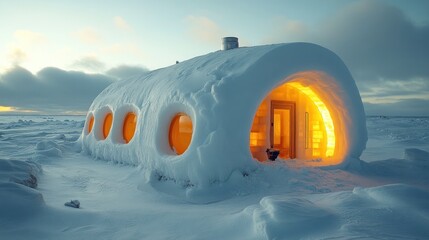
<box><xmin>273</xmin><ymin>108</ymin><xmax>291</xmax><ymax>158</ymax></box>
<box><xmin>273</xmin><ymin>112</ymin><xmax>281</xmax><ymax>145</ymax></box>
<box><xmin>87</xmin><ymin>115</ymin><xmax>94</xmax><ymax>134</ymax></box>
<box><xmin>250</xmin><ymin>73</ymin><xmax>340</xmax><ymax>163</ymax></box>
<box><xmin>169</xmin><ymin>113</ymin><xmax>193</xmax><ymax>155</ymax></box>
<box><xmin>250</xmin><ymin>102</ymin><xmax>268</xmax><ymax>149</ymax></box>
<box><xmin>288</xmin><ymin>82</ymin><xmax>335</xmax><ymax>157</ymax></box>
<box><xmin>249</xmin><ymin>132</ymin><xmax>259</xmax><ymax>146</ymax></box>
<box><xmin>123</xmin><ymin>112</ymin><xmax>137</xmax><ymax>143</ymax></box>
<box><xmin>0</xmin><ymin>106</ymin><xmax>37</xmax><ymax>113</ymax></box>
<box><xmin>103</xmin><ymin>112</ymin><xmax>113</xmax><ymax>139</ymax></box>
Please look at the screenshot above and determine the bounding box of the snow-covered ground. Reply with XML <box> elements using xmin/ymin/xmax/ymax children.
<box><xmin>1</xmin><ymin>115</ymin><xmax>428</xmax><ymax>239</ymax></box>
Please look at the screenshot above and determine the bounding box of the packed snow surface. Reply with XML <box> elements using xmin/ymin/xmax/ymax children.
<box><xmin>0</xmin><ymin>115</ymin><xmax>428</xmax><ymax>239</ymax></box>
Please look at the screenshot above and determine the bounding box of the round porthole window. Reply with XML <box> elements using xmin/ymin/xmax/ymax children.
<box><xmin>169</xmin><ymin>113</ymin><xmax>193</xmax><ymax>155</ymax></box>
<box><xmin>103</xmin><ymin>112</ymin><xmax>113</xmax><ymax>139</ymax></box>
<box><xmin>123</xmin><ymin>112</ymin><xmax>137</xmax><ymax>143</ymax></box>
<box><xmin>87</xmin><ymin>114</ymin><xmax>94</xmax><ymax>134</ymax></box>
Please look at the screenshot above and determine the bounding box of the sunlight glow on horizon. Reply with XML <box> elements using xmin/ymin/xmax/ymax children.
<box><xmin>0</xmin><ymin>106</ymin><xmax>40</xmax><ymax>114</ymax></box>
<box><xmin>0</xmin><ymin>106</ymin><xmax>14</xmax><ymax>112</ymax></box>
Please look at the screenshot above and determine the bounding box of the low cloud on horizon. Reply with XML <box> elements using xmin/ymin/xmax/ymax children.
<box><xmin>1</xmin><ymin>64</ymin><xmax>427</xmax><ymax>116</ymax></box>
<box><xmin>0</xmin><ymin>65</ymin><xmax>148</xmax><ymax>114</ymax></box>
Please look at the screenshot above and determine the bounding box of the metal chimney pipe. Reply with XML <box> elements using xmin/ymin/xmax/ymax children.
<box><xmin>222</xmin><ymin>37</ymin><xmax>239</xmax><ymax>50</ymax></box>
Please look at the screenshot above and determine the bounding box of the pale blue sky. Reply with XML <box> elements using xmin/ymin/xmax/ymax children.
<box><xmin>0</xmin><ymin>0</ymin><xmax>428</xmax><ymax>115</ymax></box>
<box><xmin>1</xmin><ymin>0</ymin><xmax>427</xmax><ymax>72</ymax></box>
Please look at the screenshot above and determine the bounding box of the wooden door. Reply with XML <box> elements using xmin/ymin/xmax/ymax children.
<box><xmin>270</xmin><ymin>101</ymin><xmax>296</xmax><ymax>159</ymax></box>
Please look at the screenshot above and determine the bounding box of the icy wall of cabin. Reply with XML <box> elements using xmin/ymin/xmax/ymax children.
<box><xmin>81</xmin><ymin>43</ymin><xmax>367</xmax><ymax>185</ymax></box>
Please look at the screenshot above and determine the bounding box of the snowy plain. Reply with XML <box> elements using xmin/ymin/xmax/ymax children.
<box><xmin>0</xmin><ymin>115</ymin><xmax>428</xmax><ymax>239</ymax></box>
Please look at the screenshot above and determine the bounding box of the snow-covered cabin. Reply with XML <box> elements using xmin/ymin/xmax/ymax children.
<box><xmin>82</xmin><ymin>41</ymin><xmax>367</xmax><ymax>184</ymax></box>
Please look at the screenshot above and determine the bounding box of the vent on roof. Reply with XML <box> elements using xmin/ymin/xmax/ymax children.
<box><xmin>221</xmin><ymin>37</ymin><xmax>239</xmax><ymax>50</ymax></box>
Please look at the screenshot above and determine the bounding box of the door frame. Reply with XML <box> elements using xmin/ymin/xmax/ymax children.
<box><xmin>270</xmin><ymin>100</ymin><xmax>296</xmax><ymax>159</ymax></box>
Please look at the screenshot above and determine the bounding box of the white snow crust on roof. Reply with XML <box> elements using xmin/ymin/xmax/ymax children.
<box><xmin>81</xmin><ymin>42</ymin><xmax>367</xmax><ymax>186</ymax></box>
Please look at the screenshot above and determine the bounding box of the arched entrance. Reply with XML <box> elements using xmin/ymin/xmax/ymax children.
<box><xmin>249</xmin><ymin>72</ymin><xmax>344</xmax><ymax>165</ymax></box>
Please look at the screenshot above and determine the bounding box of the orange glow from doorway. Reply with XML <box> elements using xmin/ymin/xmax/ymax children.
<box><xmin>288</xmin><ymin>82</ymin><xmax>335</xmax><ymax>157</ymax></box>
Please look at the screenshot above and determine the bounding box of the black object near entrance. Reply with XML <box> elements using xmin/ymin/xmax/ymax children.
<box><xmin>266</xmin><ymin>148</ymin><xmax>280</xmax><ymax>161</ymax></box>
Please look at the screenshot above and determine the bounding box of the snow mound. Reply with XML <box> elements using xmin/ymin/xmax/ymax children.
<box><xmin>0</xmin><ymin>159</ymin><xmax>41</xmax><ymax>188</ymax></box>
<box><xmin>36</xmin><ymin>140</ymin><xmax>61</xmax><ymax>150</ymax></box>
<box><xmin>323</xmin><ymin>184</ymin><xmax>429</xmax><ymax>238</ymax></box>
<box><xmin>361</xmin><ymin>148</ymin><xmax>429</xmax><ymax>182</ymax></box>
<box><xmin>0</xmin><ymin>159</ymin><xmax>44</xmax><ymax>221</ymax></box>
<box><xmin>242</xmin><ymin>184</ymin><xmax>429</xmax><ymax>239</ymax></box>
<box><xmin>37</xmin><ymin>147</ymin><xmax>63</xmax><ymax>158</ymax></box>
<box><xmin>52</xmin><ymin>133</ymin><xmax>66</xmax><ymax>140</ymax></box>
<box><xmin>0</xmin><ymin>182</ymin><xmax>45</xmax><ymax>220</ymax></box>
<box><xmin>404</xmin><ymin>148</ymin><xmax>429</xmax><ymax>162</ymax></box>
<box><xmin>248</xmin><ymin>196</ymin><xmax>338</xmax><ymax>239</ymax></box>
<box><xmin>353</xmin><ymin>184</ymin><xmax>429</xmax><ymax>211</ymax></box>
<box><xmin>34</xmin><ymin>140</ymin><xmax>63</xmax><ymax>158</ymax></box>
<box><xmin>4</xmin><ymin>119</ymin><xmax>34</xmax><ymax>129</ymax></box>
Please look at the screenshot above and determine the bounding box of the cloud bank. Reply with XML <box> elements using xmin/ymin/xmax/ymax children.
<box><xmin>0</xmin><ymin>65</ymin><xmax>148</xmax><ymax>114</ymax></box>
<box><xmin>318</xmin><ymin>1</ymin><xmax>429</xmax><ymax>81</ymax></box>
<box><xmin>0</xmin><ymin>66</ymin><xmax>114</xmax><ymax>113</ymax></box>
<box><xmin>71</xmin><ymin>56</ymin><xmax>106</xmax><ymax>72</ymax></box>
<box><xmin>266</xmin><ymin>0</ymin><xmax>429</xmax><ymax>116</ymax></box>
<box><xmin>105</xmin><ymin>65</ymin><xmax>149</xmax><ymax>80</ymax></box>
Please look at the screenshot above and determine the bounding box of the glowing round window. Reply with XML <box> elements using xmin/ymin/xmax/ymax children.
<box><xmin>169</xmin><ymin>113</ymin><xmax>193</xmax><ymax>155</ymax></box>
<box><xmin>123</xmin><ymin>112</ymin><xmax>137</xmax><ymax>143</ymax></box>
<box><xmin>103</xmin><ymin>112</ymin><xmax>113</xmax><ymax>139</ymax></box>
<box><xmin>87</xmin><ymin>114</ymin><xmax>94</xmax><ymax>134</ymax></box>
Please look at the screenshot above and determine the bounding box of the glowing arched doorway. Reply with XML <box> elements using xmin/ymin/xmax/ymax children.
<box><xmin>249</xmin><ymin>72</ymin><xmax>345</xmax><ymax>166</ymax></box>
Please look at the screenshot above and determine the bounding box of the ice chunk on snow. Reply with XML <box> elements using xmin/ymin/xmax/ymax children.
<box><xmin>64</xmin><ymin>199</ymin><xmax>80</xmax><ymax>208</ymax></box>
